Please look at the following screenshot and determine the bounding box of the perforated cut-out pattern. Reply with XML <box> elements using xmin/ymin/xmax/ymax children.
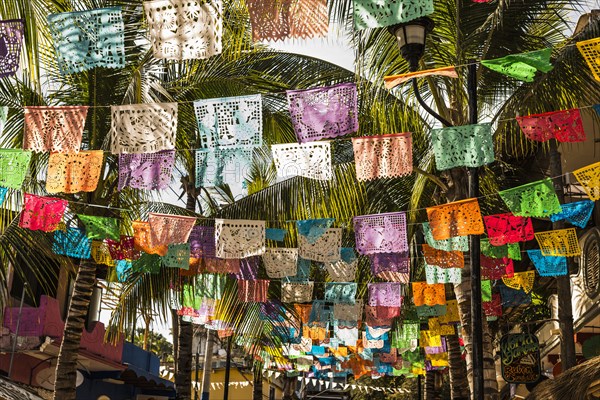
<box><xmin>19</xmin><ymin>193</ymin><xmax>67</xmax><ymax>232</ymax></box>
<box><xmin>426</xmin><ymin>198</ymin><xmax>485</xmax><ymax>241</ymax></box>
<box><xmin>528</xmin><ymin>249</ymin><xmax>567</xmax><ymax>277</ymax></box>
<box><xmin>0</xmin><ymin>149</ymin><xmax>31</xmax><ymax>189</ymax></box>
<box><xmin>422</xmin><ymin>244</ymin><xmax>464</xmax><ymax>269</ymax></box>
<box><xmin>46</xmin><ymin>150</ymin><xmax>103</xmax><ymax>193</ymax></box>
<box><xmin>238</xmin><ymin>279</ymin><xmax>269</xmax><ymax>303</ymax></box>
<box><xmin>0</xmin><ymin>20</ymin><xmax>24</xmax><ymax>78</ymax></box>
<box><xmin>364</xmin><ymin>305</ymin><xmax>401</xmax><ymax>326</ymax></box>
<box><xmin>215</xmin><ymin>219</ymin><xmax>265</xmax><ymax>259</ymax></box>
<box><xmin>298</xmin><ymin>227</ymin><xmax>341</xmax><ymax>262</ymax></box>
<box><xmin>195</xmin><ymin>148</ymin><xmax>253</xmax><ymax>188</ymax></box>
<box><xmin>91</xmin><ymin>240</ymin><xmax>115</xmax><ymax>266</ymax></box>
<box><xmin>162</xmin><ymin>243</ymin><xmax>190</xmax><ymax>269</ymax></box>
<box><xmin>416</xmin><ymin>305</ymin><xmax>447</xmax><ymax>318</ymax></box>
<box><xmin>148</xmin><ymin>212</ymin><xmax>196</xmax><ymax>249</ymax></box>
<box><xmin>499</xmin><ymin>178</ymin><xmax>562</xmax><ymax>217</ymax></box>
<box><xmin>297</xmin><ymin>218</ymin><xmax>334</xmax><ymax>244</ymax></box>
<box><xmin>23</xmin><ymin>106</ymin><xmax>87</xmax><ymax>153</ymax></box>
<box><xmin>287</xmin><ymin>83</ymin><xmax>358</xmax><ymax>143</ymax></box>
<box><xmin>53</xmin><ymin>227</ymin><xmax>91</xmax><ymax>259</ymax></box>
<box><xmin>483</xmin><ymin>213</ymin><xmax>534</xmax><ymax>245</ymax></box>
<box><xmin>327</xmin><ymin>259</ymin><xmax>357</xmax><ymax>282</ymax></box>
<box><xmin>272</xmin><ymin>141</ymin><xmax>332</xmax><ymax>181</ymax></box>
<box><xmin>368</xmin><ymin>282</ymin><xmax>403</xmax><ymax>307</ymax></box>
<box><xmin>438</xmin><ymin>300</ymin><xmax>460</xmax><ymax>324</ymax></box>
<box><xmin>573</xmin><ymin>162</ymin><xmax>600</xmax><ymax>201</ymax></box>
<box><xmin>334</xmin><ymin>300</ymin><xmax>363</xmax><ymax>322</ymax></box>
<box><xmin>431</xmin><ymin>123</ymin><xmax>494</xmax><ymax>170</ymax></box>
<box><xmin>246</xmin><ymin>0</ymin><xmax>328</xmax><ymax>41</ymax></box>
<box><xmin>106</xmin><ymin>236</ymin><xmax>139</xmax><ymax>260</ymax></box>
<box><xmin>110</xmin><ymin>103</ymin><xmax>177</xmax><ymax>154</ymax></box>
<box><xmin>352</xmin><ymin>132</ymin><xmax>413</xmax><ymax>181</ymax></box>
<box><xmin>483</xmin><ymin>293</ymin><xmax>502</xmax><ymax>317</ymax></box>
<box><xmin>422</xmin><ymin>222</ymin><xmax>469</xmax><ymax>252</ymax></box>
<box><xmin>368</xmin><ymin>251</ymin><xmax>410</xmax><ymax>275</ymax></box>
<box><xmin>502</xmin><ymin>271</ymin><xmax>535</xmax><ymax>293</ymax></box>
<box><xmin>201</xmin><ymin>257</ymin><xmax>240</xmax><ymax>274</ymax></box>
<box><xmin>118</xmin><ymin>150</ymin><xmax>175</xmax><ymax>190</ymax></box>
<box><xmin>281</xmin><ymin>281</ymin><xmax>313</xmax><ymax>303</ymax></box>
<box><xmin>262</xmin><ymin>247</ymin><xmax>298</xmax><ymax>278</ymax></box>
<box><xmin>132</xmin><ymin>220</ymin><xmax>168</xmax><ymax>256</ymax></box>
<box><xmin>325</xmin><ymin>282</ymin><xmax>357</xmax><ymax>304</ymax></box>
<box><xmin>412</xmin><ymin>282</ymin><xmax>446</xmax><ymax>307</ymax></box>
<box><xmin>77</xmin><ymin>215</ymin><xmax>120</xmax><ymax>241</ymax></box>
<box><xmin>425</xmin><ymin>264</ymin><xmax>462</xmax><ymax>284</ymax></box>
<box><xmin>353</xmin><ymin>0</ymin><xmax>434</xmax><ymax>30</ymax></box>
<box><xmin>47</xmin><ymin>7</ymin><xmax>124</xmax><ymax>74</ymax></box>
<box><xmin>309</xmin><ymin>300</ymin><xmax>333</xmax><ymax>324</ymax></box>
<box><xmin>577</xmin><ymin>37</ymin><xmax>600</xmax><ymax>81</ymax></box>
<box><xmin>354</xmin><ymin>212</ymin><xmax>408</xmax><ymax>255</ymax></box>
<box><xmin>516</xmin><ymin>109</ymin><xmax>586</xmax><ymax>143</ymax></box>
<box><xmin>194</xmin><ymin>94</ymin><xmax>262</xmax><ymax>149</ymax></box>
<box><xmin>535</xmin><ymin>228</ymin><xmax>581</xmax><ymax>257</ymax></box>
<box><xmin>481</xmin><ymin>256</ymin><xmax>514</xmax><ymax>280</ymax></box>
<box><xmin>480</xmin><ymin>48</ymin><xmax>554</xmax><ymax>82</ymax></box>
<box><xmin>549</xmin><ymin>200</ymin><xmax>595</xmax><ymax>228</ymax></box>
<box><xmin>144</xmin><ymin>0</ymin><xmax>222</xmax><ymax>60</ymax></box>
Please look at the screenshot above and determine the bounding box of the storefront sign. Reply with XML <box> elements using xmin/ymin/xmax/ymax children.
<box><xmin>500</xmin><ymin>333</ymin><xmax>541</xmax><ymax>383</ymax></box>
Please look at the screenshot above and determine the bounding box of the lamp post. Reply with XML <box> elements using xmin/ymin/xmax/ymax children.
<box><xmin>388</xmin><ymin>18</ymin><xmax>484</xmax><ymax>400</ymax></box>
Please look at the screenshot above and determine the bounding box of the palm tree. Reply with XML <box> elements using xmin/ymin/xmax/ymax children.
<box><xmin>327</xmin><ymin>0</ymin><xmax>600</xmax><ymax>397</ymax></box>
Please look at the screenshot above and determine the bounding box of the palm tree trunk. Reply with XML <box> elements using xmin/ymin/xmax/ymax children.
<box><xmin>446</xmin><ymin>333</ymin><xmax>469</xmax><ymax>400</ymax></box>
<box><xmin>253</xmin><ymin>362</ymin><xmax>263</xmax><ymax>400</ymax></box>
<box><xmin>425</xmin><ymin>370</ymin><xmax>436</xmax><ymax>400</ymax></box>
<box><xmin>52</xmin><ymin>262</ymin><xmax>96</xmax><ymax>400</ymax></box>
<box><xmin>176</xmin><ymin>316</ymin><xmax>193</xmax><ymax>399</ymax></box>
<box><xmin>454</xmin><ymin>265</ymin><xmax>499</xmax><ymax>400</ymax></box>
<box><xmin>200</xmin><ymin>329</ymin><xmax>215</xmax><ymax>400</ymax></box>
<box><xmin>176</xmin><ymin>178</ymin><xmax>198</xmax><ymax>399</ymax></box>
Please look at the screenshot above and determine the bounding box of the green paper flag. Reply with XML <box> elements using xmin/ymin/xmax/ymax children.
<box><xmin>162</xmin><ymin>243</ymin><xmax>190</xmax><ymax>270</ymax></box>
<box><xmin>482</xmin><ymin>280</ymin><xmax>492</xmax><ymax>302</ymax></box>
<box><xmin>498</xmin><ymin>178</ymin><xmax>562</xmax><ymax>218</ymax></box>
<box><xmin>78</xmin><ymin>214</ymin><xmax>120</xmax><ymax>240</ymax></box>
<box><xmin>0</xmin><ymin>149</ymin><xmax>32</xmax><ymax>189</ymax></box>
<box><xmin>481</xmin><ymin>239</ymin><xmax>521</xmax><ymax>261</ymax></box>
<box><xmin>481</xmin><ymin>48</ymin><xmax>554</xmax><ymax>82</ymax></box>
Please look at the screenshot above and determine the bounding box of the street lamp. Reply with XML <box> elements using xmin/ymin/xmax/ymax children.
<box><xmin>388</xmin><ymin>17</ymin><xmax>435</xmax><ymax>72</ymax></box>
<box><xmin>388</xmin><ymin>18</ymin><xmax>484</xmax><ymax>400</ymax></box>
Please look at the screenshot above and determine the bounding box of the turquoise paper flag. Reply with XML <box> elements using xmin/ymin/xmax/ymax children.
<box><xmin>481</xmin><ymin>48</ymin><xmax>554</xmax><ymax>82</ymax></box>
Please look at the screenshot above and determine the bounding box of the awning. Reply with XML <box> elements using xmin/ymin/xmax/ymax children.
<box><xmin>119</xmin><ymin>364</ymin><xmax>175</xmax><ymax>392</ymax></box>
<box><xmin>0</xmin><ymin>376</ymin><xmax>43</xmax><ymax>400</ymax></box>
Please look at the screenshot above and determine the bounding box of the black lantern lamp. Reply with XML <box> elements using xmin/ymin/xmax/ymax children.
<box><xmin>387</xmin><ymin>17</ymin><xmax>434</xmax><ymax>72</ymax></box>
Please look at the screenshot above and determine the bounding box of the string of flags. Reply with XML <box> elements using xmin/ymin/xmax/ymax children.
<box><xmin>0</xmin><ymin>0</ymin><xmax>599</xmax><ymax>386</ymax></box>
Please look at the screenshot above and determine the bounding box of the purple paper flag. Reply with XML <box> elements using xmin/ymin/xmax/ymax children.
<box><xmin>368</xmin><ymin>251</ymin><xmax>410</xmax><ymax>275</ymax></box>
<box><xmin>118</xmin><ymin>150</ymin><xmax>175</xmax><ymax>190</ymax></box>
<box><xmin>353</xmin><ymin>212</ymin><xmax>408</xmax><ymax>255</ymax></box>
<box><xmin>234</xmin><ymin>256</ymin><xmax>260</xmax><ymax>280</ymax></box>
<box><xmin>287</xmin><ymin>83</ymin><xmax>358</xmax><ymax>143</ymax></box>
<box><xmin>188</xmin><ymin>225</ymin><xmax>216</xmax><ymax>258</ymax></box>
<box><xmin>367</xmin><ymin>282</ymin><xmax>403</xmax><ymax>307</ymax></box>
<box><xmin>0</xmin><ymin>20</ymin><xmax>24</xmax><ymax>78</ymax></box>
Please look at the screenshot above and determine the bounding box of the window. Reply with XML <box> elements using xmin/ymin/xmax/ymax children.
<box><xmin>583</xmin><ymin>230</ymin><xmax>600</xmax><ymax>298</ymax></box>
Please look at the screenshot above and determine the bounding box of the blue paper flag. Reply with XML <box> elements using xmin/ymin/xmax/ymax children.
<box><xmin>528</xmin><ymin>249</ymin><xmax>567</xmax><ymax>277</ymax></box>
<box><xmin>53</xmin><ymin>227</ymin><xmax>91</xmax><ymax>259</ymax></box>
<box><xmin>266</xmin><ymin>228</ymin><xmax>287</xmax><ymax>241</ymax></box>
<box><xmin>549</xmin><ymin>200</ymin><xmax>594</xmax><ymax>228</ymax></box>
<box><xmin>297</xmin><ymin>218</ymin><xmax>334</xmax><ymax>244</ymax></box>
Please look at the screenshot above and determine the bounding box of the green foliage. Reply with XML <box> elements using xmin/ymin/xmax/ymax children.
<box><xmin>133</xmin><ymin>328</ymin><xmax>174</xmax><ymax>362</ymax></box>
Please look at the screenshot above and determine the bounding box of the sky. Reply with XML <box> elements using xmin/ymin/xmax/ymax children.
<box><xmin>100</xmin><ymin>3</ymin><xmax>598</xmax><ymax>343</ymax></box>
